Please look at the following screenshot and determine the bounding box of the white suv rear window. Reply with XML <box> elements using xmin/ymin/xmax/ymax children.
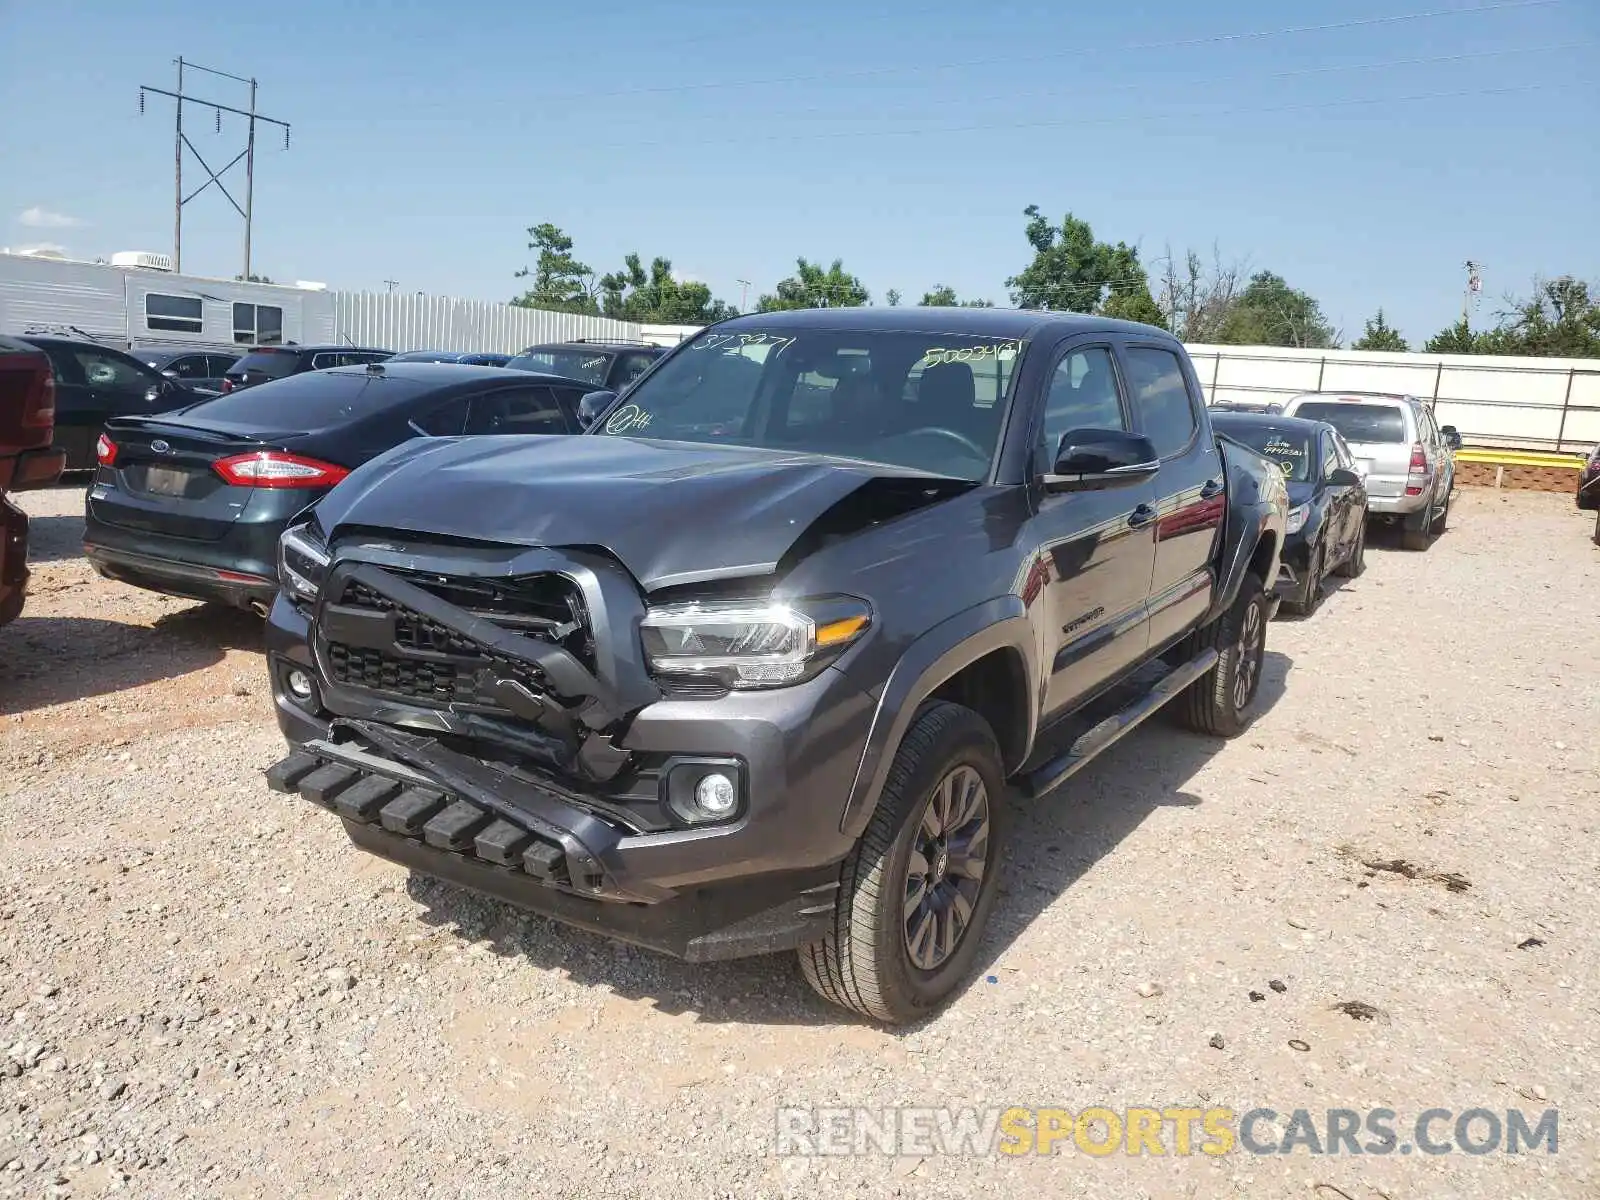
<box><xmin>1291</xmin><ymin>401</ymin><xmax>1407</xmax><ymax>444</ymax></box>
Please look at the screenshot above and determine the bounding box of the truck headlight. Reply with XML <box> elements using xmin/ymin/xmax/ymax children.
<box><xmin>278</xmin><ymin>523</ymin><xmax>330</xmax><ymax>604</ymax></box>
<box><xmin>640</xmin><ymin>596</ymin><xmax>870</xmax><ymax>689</ymax></box>
<box><xmin>1286</xmin><ymin>503</ymin><xmax>1310</xmax><ymax>535</ymax></box>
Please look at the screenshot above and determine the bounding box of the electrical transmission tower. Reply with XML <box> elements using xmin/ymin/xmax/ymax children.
<box><xmin>139</xmin><ymin>58</ymin><xmax>291</xmax><ymax>278</ymax></box>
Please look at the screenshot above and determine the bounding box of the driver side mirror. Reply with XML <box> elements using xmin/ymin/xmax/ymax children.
<box><xmin>577</xmin><ymin>390</ymin><xmax>617</xmax><ymax>430</ymax></box>
<box><xmin>1328</xmin><ymin>467</ymin><xmax>1362</xmax><ymax>488</ymax></box>
<box><xmin>1042</xmin><ymin>429</ymin><xmax>1160</xmax><ymax>493</ymax></box>
<box><xmin>1441</xmin><ymin>425</ymin><xmax>1462</xmax><ymax>450</ymax></box>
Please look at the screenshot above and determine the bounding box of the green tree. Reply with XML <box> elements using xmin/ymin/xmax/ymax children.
<box><xmin>511</xmin><ymin>222</ymin><xmax>598</xmax><ymax>314</ymax></box>
<box><xmin>1495</xmin><ymin>277</ymin><xmax>1600</xmax><ymax>358</ymax></box>
<box><xmin>885</xmin><ymin>288</ymin><xmax>902</xmax><ymax>307</ymax></box>
<box><xmin>757</xmin><ymin>258</ymin><xmax>869</xmax><ymax>311</ymax></box>
<box><xmin>918</xmin><ymin>285</ymin><xmax>994</xmax><ymax>308</ymax></box>
<box><xmin>1005</xmin><ymin>205</ymin><xmax>1165</xmax><ymax>328</ymax></box>
<box><xmin>1423</xmin><ymin>318</ymin><xmax>1480</xmax><ymax>354</ymax></box>
<box><xmin>596</xmin><ymin>254</ymin><xmax>735</xmax><ymax>324</ymax></box>
<box><xmin>1352</xmin><ymin>309</ymin><xmax>1408</xmax><ymax>352</ymax></box>
<box><xmin>1217</xmin><ymin>271</ymin><xmax>1337</xmax><ymax>348</ymax></box>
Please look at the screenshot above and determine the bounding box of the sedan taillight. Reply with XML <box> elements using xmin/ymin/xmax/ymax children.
<box><xmin>213</xmin><ymin>451</ymin><xmax>349</xmax><ymax>489</ymax></box>
<box><xmin>96</xmin><ymin>433</ymin><xmax>118</xmax><ymax>467</ymax></box>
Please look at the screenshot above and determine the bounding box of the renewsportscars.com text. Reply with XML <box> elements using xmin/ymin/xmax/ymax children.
<box><xmin>774</xmin><ymin>1105</ymin><xmax>1559</xmax><ymax>1158</ymax></box>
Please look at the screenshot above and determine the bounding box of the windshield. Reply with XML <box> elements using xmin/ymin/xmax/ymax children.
<box><xmin>590</xmin><ymin>327</ymin><xmax>1024</xmax><ymax>480</ymax></box>
<box><xmin>507</xmin><ymin>348</ymin><xmax>612</xmax><ymax>386</ymax></box>
<box><xmin>1291</xmin><ymin>400</ymin><xmax>1406</xmax><ymax>444</ymax></box>
<box><xmin>1218</xmin><ymin>422</ymin><xmax>1313</xmax><ymax>482</ymax></box>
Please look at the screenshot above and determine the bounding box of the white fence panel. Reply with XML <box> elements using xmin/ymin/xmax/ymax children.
<box><xmin>331</xmin><ymin>292</ymin><xmax>640</xmax><ymax>354</ymax></box>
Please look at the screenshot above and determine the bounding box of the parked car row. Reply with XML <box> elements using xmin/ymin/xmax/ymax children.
<box><xmin>5</xmin><ymin>333</ymin><xmax>669</xmax><ymax>472</ymax></box>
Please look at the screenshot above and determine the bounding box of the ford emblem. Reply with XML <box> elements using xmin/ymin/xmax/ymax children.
<box><xmin>150</xmin><ymin>439</ymin><xmax>171</xmax><ymax>454</ymax></box>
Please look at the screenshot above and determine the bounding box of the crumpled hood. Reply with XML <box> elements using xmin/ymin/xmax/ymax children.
<box><xmin>314</xmin><ymin>434</ymin><xmax>952</xmax><ymax>590</ymax></box>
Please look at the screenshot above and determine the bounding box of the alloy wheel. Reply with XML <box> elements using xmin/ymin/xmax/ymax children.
<box><xmin>903</xmin><ymin>765</ymin><xmax>991</xmax><ymax>972</ymax></box>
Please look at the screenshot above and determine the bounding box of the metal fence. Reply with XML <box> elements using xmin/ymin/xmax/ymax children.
<box><xmin>1186</xmin><ymin>344</ymin><xmax>1600</xmax><ymax>454</ymax></box>
<box><xmin>331</xmin><ymin>292</ymin><xmax>640</xmax><ymax>355</ymax></box>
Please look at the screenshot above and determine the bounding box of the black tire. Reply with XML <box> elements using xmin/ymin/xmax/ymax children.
<box><xmin>1401</xmin><ymin>507</ymin><xmax>1433</xmax><ymax>551</ymax></box>
<box><xmin>1430</xmin><ymin>489</ymin><xmax>1452</xmax><ymax>535</ymax></box>
<box><xmin>798</xmin><ymin>702</ymin><xmax>1007</xmax><ymax>1024</ymax></box>
<box><xmin>1283</xmin><ymin>542</ymin><xmax>1323</xmax><ymax>617</ymax></box>
<box><xmin>1593</xmin><ymin>510</ymin><xmax>1599</xmax><ymax>546</ymax></box>
<box><xmin>1174</xmin><ymin>571</ymin><xmax>1269</xmax><ymax>738</ymax></box>
<box><xmin>1335</xmin><ymin>519</ymin><xmax>1366</xmax><ymax>578</ymax></box>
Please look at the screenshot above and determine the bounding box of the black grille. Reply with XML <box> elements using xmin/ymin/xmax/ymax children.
<box><xmin>323</xmin><ymin>569</ymin><xmax>588</xmax><ymax>713</ymax></box>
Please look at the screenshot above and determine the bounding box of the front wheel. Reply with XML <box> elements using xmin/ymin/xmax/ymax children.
<box><xmin>799</xmin><ymin>702</ymin><xmax>1007</xmax><ymax>1024</ymax></box>
<box><xmin>1335</xmin><ymin>519</ymin><xmax>1367</xmax><ymax>578</ymax></box>
<box><xmin>1174</xmin><ymin>572</ymin><xmax>1269</xmax><ymax>738</ymax></box>
<box><xmin>1284</xmin><ymin>543</ymin><xmax>1324</xmax><ymax>616</ymax></box>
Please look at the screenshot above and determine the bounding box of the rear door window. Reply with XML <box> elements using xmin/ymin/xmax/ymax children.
<box><xmin>1291</xmin><ymin>401</ymin><xmax>1407</xmax><ymax>444</ymax></box>
<box><xmin>465</xmin><ymin>386</ymin><xmax>572</xmax><ymax>436</ymax></box>
<box><xmin>1124</xmin><ymin>346</ymin><xmax>1197</xmax><ymax>458</ymax></box>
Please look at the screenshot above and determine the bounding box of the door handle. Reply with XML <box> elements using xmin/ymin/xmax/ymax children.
<box><xmin>1200</xmin><ymin>478</ymin><xmax>1224</xmax><ymax>499</ymax></box>
<box><xmin>1128</xmin><ymin>503</ymin><xmax>1157</xmax><ymax>528</ymax></box>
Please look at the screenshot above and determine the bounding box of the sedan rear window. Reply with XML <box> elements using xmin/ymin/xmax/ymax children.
<box><xmin>177</xmin><ymin>369</ymin><xmax>428</xmax><ymax>427</ymax></box>
<box><xmin>228</xmin><ymin>349</ymin><xmax>301</xmax><ymax>380</ymax></box>
<box><xmin>1291</xmin><ymin>401</ymin><xmax>1406</xmax><ymax>444</ymax></box>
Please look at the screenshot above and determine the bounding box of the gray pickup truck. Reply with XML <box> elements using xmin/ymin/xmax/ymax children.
<box><xmin>263</xmin><ymin>308</ymin><xmax>1288</xmax><ymax>1022</ymax></box>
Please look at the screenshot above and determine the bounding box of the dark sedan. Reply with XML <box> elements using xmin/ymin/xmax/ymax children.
<box><xmin>84</xmin><ymin>362</ymin><xmax>594</xmax><ymax>612</ymax></box>
<box><xmin>387</xmin><ymin>350</ymin><xmax>513</xmax><ymax>367</ymax></box>
<box><xmin>1211</xmin><ymin>411</ymin><xmax>1368</xmax><ymax>615</ymax></box>
<box><xmin>133</xmin><ymin>346</ymin><xmax>241</xmax><ymax>395</ymax></box>
<box><xmin>17</xmin><ymin>335</ymin><xmax>204</xmax><ymax>470</ymax></box>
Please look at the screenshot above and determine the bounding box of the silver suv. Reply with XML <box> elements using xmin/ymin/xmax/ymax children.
<box><xmin>1282</xmin><ymin>392</ymin><xmax>1460</xmax><ymax>550</ymax></box>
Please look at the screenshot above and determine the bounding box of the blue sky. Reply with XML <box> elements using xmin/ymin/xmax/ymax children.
<box><xmin>1</xmin><ymin>0</ymin><xmax>1594</xmax><ymax>344</ymax></box>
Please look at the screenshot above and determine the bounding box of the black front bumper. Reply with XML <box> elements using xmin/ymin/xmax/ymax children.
<box><xmin>266</xmin><ymin>729</ymin><xmax>840</xmax><ymax>961</ymax></box>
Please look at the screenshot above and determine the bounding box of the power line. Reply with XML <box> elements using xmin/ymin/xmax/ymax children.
<box><xmin>747</xmin><ymin>40</ymin><xmax>1593</xmax><ymax>124</ymax></box>
<box><xmin>595</xmin><ymin>80</ymin><xmax>1576</xmax><ymax>149</ymax></box>
<box><xmin>555</xmin><ymin>0</ymin><xmax>1562</xmax><ymax>101</ymax></box>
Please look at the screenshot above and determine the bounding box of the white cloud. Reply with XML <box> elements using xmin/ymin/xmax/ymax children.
<box><xmin>12</xmin><ymin>242</ymin><xmax>67</xmax><ymax>256</ymax></box>
<box><xmin>18</xmin><ymin>207</ymin><xmax>83</xmax><ymax>229</ymax></box>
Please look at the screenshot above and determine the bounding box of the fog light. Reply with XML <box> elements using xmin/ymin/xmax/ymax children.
<box><xmin>694</xmin><ymin>772</ymin><xmax>737</xmax><ymax>817</ymax></box>
<box><xmin>285</xmin><ymin>669</ymin><xmax>314</xmax><ymax>701</ymax></box>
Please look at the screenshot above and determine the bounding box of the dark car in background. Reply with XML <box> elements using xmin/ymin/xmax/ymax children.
<box><xmin>506</xmin><ymin>339</ymin><xmax>666</xmax><ymax>391</ymax></box>
<box><xmin>1576</xmin><ymin>442</ymin><xmax>1600</xmax><ymax>511</ymax></box>
<box><xmin>84</xmin><ymin>362</ymin><xmax>595</xmax><ymax>613</ymax></box>
<box><xmin>0</xmin><ymin>336</ymin><xmax>67</xmax><ymax>627</ymax></box>
<box><xmin>16</xmin><ymin>335</ymin><xmax>204</xmax><ymax>470</ymax></box>
<box><xmin>1212</xmin><ymin>411</ymin><xmax>1368</xmax><ymax>614</ymax></box>
<box><xmin>133</xmin><ymin>346</ymin><xmax>241</xmax><ymax>396</ymax></box>
<box><xmin>221</xmin><ymin>344</ymin><xmax>392</xmax><ymax>393</ymax></box>
<box><xmin>387</xmin><ymin>350</ymin><xmax>513</xmax><ymax>367</ymax></box>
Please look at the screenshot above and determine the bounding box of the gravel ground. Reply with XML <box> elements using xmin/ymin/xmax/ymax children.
<box><xmin>1</xmin><ymin>481</ymin><xmax>1596</xmax><ymax>1199</ymax></box>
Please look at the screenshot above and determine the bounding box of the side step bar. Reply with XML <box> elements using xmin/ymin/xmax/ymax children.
<box><xmin>1019</xmin><ymin>648</ymin><xmax>1219</xmax><ymax>799</ymax></box>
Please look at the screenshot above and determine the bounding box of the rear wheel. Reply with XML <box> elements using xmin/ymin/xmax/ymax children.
<box><xmin>1430</xmin><ymin>489</ymin><xmax>1452</xmax><ymax>535</ymax></box>
<box><xmin>1401</xmin><ymin>507</ymin><xmax>1433</xmax><ymax>551</ymax></box>
<box><xmin>1175</xmin><ymin>572</ymin><xmax>1268</xmax><ymax>738</ymax></box>
<box><xmin>799</xmin><ymin>703</ymin><xmax>1006</xmax><ymax>1024</ymax></box>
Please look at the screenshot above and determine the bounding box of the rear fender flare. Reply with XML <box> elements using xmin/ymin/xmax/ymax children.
<box><xmin>838</xmin><ymin>597</ymin><xmax>1037</xmax><ymax>839</ymax></box>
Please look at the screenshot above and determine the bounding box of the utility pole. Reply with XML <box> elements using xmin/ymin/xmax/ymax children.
<box><xmin>383</xmin><ymin>279</ymin><xmax>400</xmax><ymax>294</ymax></box>
<box><xmin>1463</xmin><ymin>260</ymin><xmax>1483</xmax><ymax>328</ymax></box>
<box><xmin>140</xmin><ymin>60</ymin><xmax>290</xmax><ymax>280</ymax></box>
<box><xmin>735</xmin><ymin>279</ymin><xmax>751</xmax><ymax>312</ymax></box>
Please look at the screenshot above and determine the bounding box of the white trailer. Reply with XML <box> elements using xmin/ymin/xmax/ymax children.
<box><xmin>0</xmin><ymin>251</ymin><xmax>336</xmax><ymax>351</ymax></box>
